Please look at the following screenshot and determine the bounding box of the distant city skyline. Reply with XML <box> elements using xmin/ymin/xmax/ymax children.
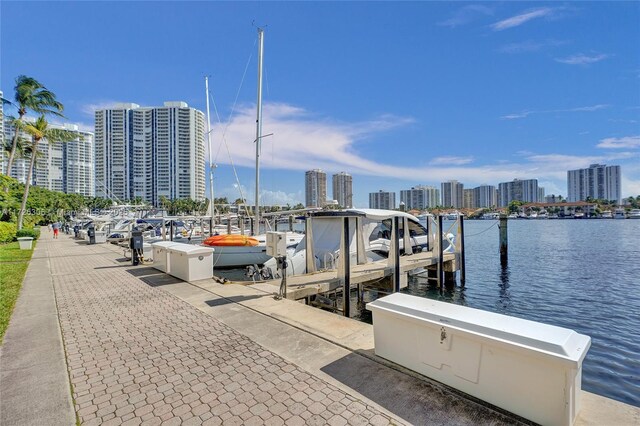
<box><xmin>2</xmin><ymin>2</ymin><xmax>638</xmax><ymax>207</ymax></box>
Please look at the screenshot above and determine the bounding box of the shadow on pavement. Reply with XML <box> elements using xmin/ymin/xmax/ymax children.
<box><xmin>205</xmin><ymin>294</ymin><xmax>264</xmax><ymax>307</ymax></box>
<box><xmin>319</xmin><ymin>352</ymin><xmax>528</xmax><ymax>426</ymax></box>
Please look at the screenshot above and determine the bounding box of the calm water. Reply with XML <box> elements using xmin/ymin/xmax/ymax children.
<box><xmin>217</xmin><ymin>219</ymin><xmax>640</xmax><ymax>407</ymax></box>
<box><xmin>402</xmin><ymin>219</ymin><xmax>640</xmax><ymax>408</ymax></box>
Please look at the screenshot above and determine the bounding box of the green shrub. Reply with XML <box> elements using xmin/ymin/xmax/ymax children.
<box><xmin>15</xmin><ymin>228</ymin><xmax>40</xmax><ymax>241</ymax></box>
<box><xmin>0</xmin><ymin>222</ymin><xmax>17</xmax><ymax>243</ymax></box>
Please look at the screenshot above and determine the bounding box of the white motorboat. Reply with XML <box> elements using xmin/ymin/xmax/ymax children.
<box><xmin>259</xmin><ymin>209</ymin><xmax>455</xmax><ymax>279</ymax></box>
<box><xmin>601</xmin><ymin>210</ymin><xmax>613</xmax><ymax>219</ymax></box>
<box><xmin>614</xmin><ymin>208</ymin><xmax>626</xmax><ymax>219</ymax></box>
<box><xmin>629</xmin><ymin>209</ymin><xmax>640</xmax><ymax>219</ymax></box>
<box><xmin>204</xmin><ymin>232</ymin><xmax>304</xmax><ymax>269</ymax></box>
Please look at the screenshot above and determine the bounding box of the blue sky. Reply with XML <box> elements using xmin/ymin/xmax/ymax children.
<box><xmin>2</xmin><ymin>1</ymin><xmax>639</xmax><ymax>206</ymax></box>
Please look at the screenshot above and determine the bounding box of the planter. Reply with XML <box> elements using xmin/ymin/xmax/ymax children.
<box><xmin>17</xmin><ymin>237</ymin><xmax>34</xmax><ymax>250</ymax></box>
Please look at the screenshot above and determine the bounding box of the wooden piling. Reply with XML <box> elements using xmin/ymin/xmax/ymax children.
<box><xmin>499</xmin><ymin>214</ymin><xmax>508</xmax><ymax>266</ymax></box>
<box><xmin>289</xmin><ymin>215</ymin><xmax>294</xmax><ymax>232</ymax></box>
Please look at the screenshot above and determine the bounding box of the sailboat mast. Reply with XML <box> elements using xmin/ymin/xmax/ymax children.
<box><xmin>205</xmin><ymin>76</ymin><xmax>215</xmax><ymax>231</ymax></box>
<box><xmin>254</xmin><ymin>27</ymin><xmax>264</xmax><ymax>234</ymax></box>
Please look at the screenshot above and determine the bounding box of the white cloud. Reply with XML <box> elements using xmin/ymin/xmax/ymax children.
<box><xmin>498</xmin><ymin>39</ymin><xmax>568</xmax><ymax>54</ymax></box>
<box><xmin>430</xmin><ymin>156</ymin><xmax>474</xmax><ymax>166</ymax></box>
<box><xmin>555</xmin><ymin>53</ymin><xmax>609</xmax><ymax>65</ymax></box>
<box><xmin>597</xmin><ymin>136</ymin><xmax>640</xmax><ymax>149</ymax></box>
<box><xmin>438</xmin><ymin>5</ymin><xmax>493</xmax><ymax>28</ymax></box>
<box><xmin>208</xmin><ymin>102</ymin><xmax>640</xmax><ymax>199</ymax></box>
<box><xmin>501</xmin><ymin>104</ymin><xmax>609</xmax><ymax>120</ymax></box>
<box><xmin>491</xmin><ymin>8</ymin><xmax>554</xmax><ymax>31</ymax></box>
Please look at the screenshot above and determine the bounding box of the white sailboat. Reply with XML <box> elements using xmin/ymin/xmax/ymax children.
<box><xmin>203</xmin><ymin>28</ymin><xmax>303</xmax><ymax>268</ymax></box>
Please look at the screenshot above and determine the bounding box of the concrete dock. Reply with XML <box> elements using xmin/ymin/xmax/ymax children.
<box><xmin>1</xmin><ymin>229</ymin><xmax>638</xmax><ymax>425</ymax></box>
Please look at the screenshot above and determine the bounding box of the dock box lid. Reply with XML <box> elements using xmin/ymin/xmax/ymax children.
<box><xmin>151</xmin><ymin>241</ymin><xmax>181</xmax><ymax>248</ymax></box>
<box><xmin>367</xmin><ymin>293</ymin><xmax>591</xmax><ymax>364</ymax></box>
<box><xmin>168</xmin><ymin>244</ymin><xmax>214</xmax><ymax>255</ymax></box>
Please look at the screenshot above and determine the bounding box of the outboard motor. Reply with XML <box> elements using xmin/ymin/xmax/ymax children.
<box><xmin>87</xmin><ymin>225</ymin><xmax>96</xmax><ymax>245</ymax></box>
<box><xmin>129</xmin><ymin>230</ymin><xmax>144</xmax><ymax>266</ymax></box>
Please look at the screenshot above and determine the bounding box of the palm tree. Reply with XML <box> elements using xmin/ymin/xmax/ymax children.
<box><xmin>17</xmin><ymin>116</ymin><xmax>79</xmax><ymax>230</ymax></box>
<box><xmin>4</xmin><ymin>76</ymin><xmax>63</xmax><ymax>175</ymax></box>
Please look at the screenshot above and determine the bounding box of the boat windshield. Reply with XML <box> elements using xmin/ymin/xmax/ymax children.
<box><xmin>370</xmin><ymin>219</ymin><xmax>428</xmax><ymax>241</ymax></box>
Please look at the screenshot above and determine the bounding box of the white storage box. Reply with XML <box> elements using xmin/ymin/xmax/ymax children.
<box><xmin>167</xmin><ymin>244</ymin><xmax>214</xmax><ymax>282</ymax></box>
<box><xmin>94</xmin><ymin>231</ymin><xmax>107</xmax><ymax>244</ymax></box>
<box><xmin>367</xmin><ymin>293</ymin><xmax>590</xmax><ymax>426</ymax></box>
<box><xmin>17</xmin><ymin>237</ymin><xmax>34</xmax><ymax>250</ymax></box>
<box><xmin>151</xmin><ymin>242</ymin><xmax>180</xmax><ymax>273</ymax></box>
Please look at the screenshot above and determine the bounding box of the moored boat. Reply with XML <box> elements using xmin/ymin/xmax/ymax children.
<box><xmin>629</xmin><ymin>209</ymin><xmax>640</xmax><ymax>219</ymax></box>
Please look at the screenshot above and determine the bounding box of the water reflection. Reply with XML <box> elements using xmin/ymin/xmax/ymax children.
<box><xmin>497</xmin><ymin>265</ymin><xmax>511</xmax><ymax>312</ymax></box>
<box><xmin>404</xmin><ymin>275</ymin><xmax>467</xmax><ymax>306</ymax></box>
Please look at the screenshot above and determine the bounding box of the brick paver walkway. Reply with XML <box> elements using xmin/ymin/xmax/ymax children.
<box><xmin>50</xmin><ymin>241</ymin><xmax>396</xmax><ymax>425</ymax></box>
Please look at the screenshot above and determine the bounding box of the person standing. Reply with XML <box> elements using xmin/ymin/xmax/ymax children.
<box><xmin>52</xmin><ymin>222</ymin><xmax>60</xmax><ymax>239</ymax></box>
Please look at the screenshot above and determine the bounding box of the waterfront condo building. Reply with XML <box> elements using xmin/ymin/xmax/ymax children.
<box><xmin>474</xmin><ymin>185</ymin><xmax>498</xmax><ymax>208</ymax></box>
<box><xmin>332</xmin><ymin>172</ymin><xmax>353</xmax><ymax>208</ymax></box>
<box><xmin>95</xmin><ymin>102</ymin><xmax>205</xmax><ymax>206</ymax></box>
<box><xmin>463</xmin><ymin>189</ymin><xmax>475</xmax><ymax>209</ymax></box>
<box><xmin>2</xmin><ymin>119</ymin><xmax>95</xmax><ymax>196</ymax></box>
<box><xmin>305</xmin><ymin>169</ymin><xmax>327</xmax><ymax>207</ymax></box>
<box><xmin>567</xmin><ymin>164</ymin><xmax>621</xmax><ymax>204</ymax></box>
<box><xmin>369</xmin><ymin>190</ymin><xmax>396</xmax><ymax>210</ymax></box>
<box><xmin>498</xmin><ymin>178</ymin><xmax>539</xmax><ymax>207</ymax></box>
<box><xmin>399</xmin><ymin>185</ymin><xmax>440</xmax><ymax>210</ymax></box>
<box><xmin>441</xmin><ymin>180</ymin><xmax>464</xmax><ymax>208</ymax></box>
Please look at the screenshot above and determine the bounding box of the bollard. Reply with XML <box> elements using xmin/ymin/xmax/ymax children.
<box><xmin>499</xmin><ymin>214</ymin><xmax>508</xmax><ymax>266</ymax></box>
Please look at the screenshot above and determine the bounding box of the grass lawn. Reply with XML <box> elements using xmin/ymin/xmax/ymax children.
<box><xmin>0</xmin><ymin>241</ymin><xmax>34</xmax><ymax>344</ymax></box>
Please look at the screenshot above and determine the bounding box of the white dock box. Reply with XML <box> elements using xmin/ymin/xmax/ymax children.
<box><xmin>367</xmin><ymin>293</ymin><xmax>591</xmax><ymax>426</ymax></box>
<box><xmin>151</xmin><ymin>242</ymin><xmax>180</xmax><ymax>273</ymax></box>
<box><xmin>167</xmin><ymin>244</ymin><xmax>214</xmax><ymax>282</ymax></box>
<box><xmin>94</xmin><ymin>231</ymin><xmax>107</xmax><ymax>244</ymax></box>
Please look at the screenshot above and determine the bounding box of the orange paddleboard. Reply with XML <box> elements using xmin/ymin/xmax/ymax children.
<box><xmin>203</xmin><ymin>235</ymin><xmax>259</xmax><ymax>247</ymax></box>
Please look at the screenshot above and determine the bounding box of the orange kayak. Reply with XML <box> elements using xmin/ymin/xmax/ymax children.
<box><xmin>203</xmin><ymin>234</ymin><xmax>259</xmax><ymax>247</ymax></box>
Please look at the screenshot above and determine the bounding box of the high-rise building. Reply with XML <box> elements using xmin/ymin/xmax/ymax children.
<box><xmin>2</xmin><ymin>120</ymin><xmax>95</xmax><ymax>196</ymax></box>
<box><xmin>369</xmin><ymin>190</ymin><xmax>396</xmax><ymax>210</ymax></box>
<box><xmin>498</xmin><ymin>179</ymin><xmax>539</xmax><ymax>207</ymax></box>
<box><xmin>95</xmin><ymin>102</ymin><xmax>205</xmax><ymax>205</ymax></box>
<box><xmin>538</xmin><ymin>187</ymin><xmax>545</xmax><ymax>203</ymax></box>
<box><xmin>567</xmin><ymin>164</ymin><xmax>621</xmax><ymax>204</ymax></box>
<box><xmin>474</xmin><ymin>185</ymin><xmax>498</xmax><ymax>208</ymax></box>
<box><xmin>399</xmin><ymin>185</ymin><xmax>440</xmax><ymax>210</ymax></box>
<box><xmin>305</xmin><ymin>169</ymin><xmax>327</xmax><ymax>207</ymax></box>
<box><xmin>441</xmin><ymin>180</ymin><xmax>464</xmax><ymax>208</ymax></box>
<box><xmin>463</xmin><ymin>189</ymin><xmax>475</xmax><ymax>209</ymax></box>
<box><xmin>332</xmin><ymin>172</ymin><xmax>352</xmax><ymax>208</ymax></box>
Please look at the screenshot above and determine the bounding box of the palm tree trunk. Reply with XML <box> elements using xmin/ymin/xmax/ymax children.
<box><xmin>5</xmin><ymin>115</ymin><xmax>24</xmax><ymax>175</ymax></box>
<box><xmin>17</xmin><ymin>141</ymin><xmax>38</xmax><ymax>230</ymax></box>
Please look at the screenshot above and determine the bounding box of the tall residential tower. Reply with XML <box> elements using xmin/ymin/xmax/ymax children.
<box><xmin>305</xmin><ymin>169</ymin><xmax>327</xmax><ymax>207</ymax></box>
<box><xmin>94</xmin><ymin>102</ymin><xmax>205</xmax><ymax>205</ymax></box>
<box><xmin>567</xmin><ymin>164</ymin><xmax>621</xmax><ymax>204</ymax></box>
<box><xmin>332</xmin><ymin>172</ymin><xmax>353</xmax><ymax>208</ymax></box>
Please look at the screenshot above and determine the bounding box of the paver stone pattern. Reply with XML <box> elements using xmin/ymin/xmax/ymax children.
<box><xmin>53</xmin><ymin>257</ymin><xmax>396</xmax><ymax>426</ymax></box>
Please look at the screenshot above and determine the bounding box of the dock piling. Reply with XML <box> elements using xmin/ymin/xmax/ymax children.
<box><xmin>499</xmin><ymin>214</ymin><xmax>508</xmax><ymax>266</ymax></box>
<box><xmin>392</xmin><ymin>216</ymin><xmax>401</xmax><ymax>293</ymax></box>
<box><xmin>438</xmin><ymin>215</ymin><xmax>444</xmax><ymax>289</ymax></box>
<box><xmin>459</xmin><ymin>215</ymin><xmax>466</xmax><ymax>285</ymax></box>
<box><xmin>341</xmin><ymin>217</ymin><xmax>351</xmax><ymax>317</ymax></box>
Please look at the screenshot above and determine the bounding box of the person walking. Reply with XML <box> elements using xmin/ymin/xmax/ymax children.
<box><xmin>52</xmin><ymin>222</ymin><xmax>60</xmax><ymax>239</ymax></box>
